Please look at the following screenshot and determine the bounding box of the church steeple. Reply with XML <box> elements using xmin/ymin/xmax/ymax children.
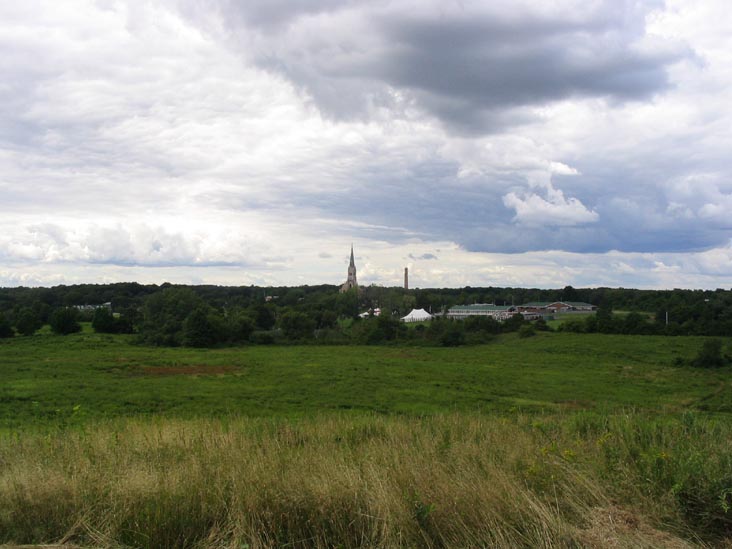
<box><xmin>340</xmin><ymin>244</ymin><xmax>359</xmax><ymax>293</ymax></box>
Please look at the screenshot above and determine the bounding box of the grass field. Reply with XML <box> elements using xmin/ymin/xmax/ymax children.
<box><xmin>1</xmin><ymin>330</ymin><xmax>731</xmax><ymax>429</ymax></box>
<box><xmin>1</xmin><ymin>331</ymin><xmax>731</xmax><ymax>547</ymax></box>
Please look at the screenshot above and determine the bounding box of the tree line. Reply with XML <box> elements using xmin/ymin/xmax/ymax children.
<box><xmin>1</xmin><ymin>282</ymin><xmax>731</xmax><ymax>345</ymax></box>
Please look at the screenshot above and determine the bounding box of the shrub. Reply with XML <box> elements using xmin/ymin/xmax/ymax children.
<box><xmin>533</xmin><ymin>318</ymin><xmax>550</xmax><ymax>331</ymax></box>
<box><xmin>15</xmin><ymin>308</ymin><xmax>42</xmax><ymax>336</ymax></box>
<box><xmin>464</xmin><ymin>315</ymin><xmax>501</xmax><ymax>334</ymax></box>
<box><xmin>502</xmin><ymin>313</ymin><xmax>524</xmax><ymax>333</ymax></box>
<box><xmin>692</xmin><ymin>339</ymin><xmax>727</xmax><ymax>368</ymax></box>
<box><xmin>279</xmin><ymin>311</ymin><xmax>316</xmax><ymax>340</ymax></box>
<box><xmin>49</xmin><ymin>308</ymin><xmax>81</xmax><ymax>335</ymax></box>
<box><xmin>440</xmin><ymin>324</ymin><xmax>465</xmax><ymax>347</ymax></box>
<box><xmin>558</xmin><ymin>318</ymin><xmax>585</xmax><ymax>333</ymax></box>
<box><xmin>518</xmin><ymin>324</ymin><xmax>536</xmax><ymax>338</ymax></box>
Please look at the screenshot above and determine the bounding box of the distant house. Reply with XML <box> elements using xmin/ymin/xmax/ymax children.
<box><xmin>401</xmin><ymin>308</ymin><xmax>433</xmax><ymax>323</ymax></box>
<box><xmin>359</xmin><ymin>308</ymin><xmax>381</xmax><ymax>318</ymax></box>
<box><xmin>73</xmin><ymin>302</ymin><xmax>112</xmax><ymax>312</ymax></box>
<box><xmin>446</xmin><ymin>304</ymin><xmax>516</xmax><ymax>321</ymax></box>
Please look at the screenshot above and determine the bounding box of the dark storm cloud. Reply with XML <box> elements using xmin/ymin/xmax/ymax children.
<box><xmin>208</xmin><ymin>0</ymin><xmax>689</xmax><ymax>133</ymax></box>
<box><xmin>379</xmin><ymin>22</ymin><xmax>678</xmax><ymax>132</ymax></box>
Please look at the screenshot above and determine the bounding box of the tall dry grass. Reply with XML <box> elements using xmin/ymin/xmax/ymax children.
<box><xmin>0</xmin><ymin>413</ymin><xmax>726</xmax><ymax>548</ymax></box>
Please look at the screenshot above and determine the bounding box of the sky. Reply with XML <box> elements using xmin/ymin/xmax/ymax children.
<box><xmin>1</xmin><ymin>0</ymin><xmax>731</xmax><ymax>289</ymax></box>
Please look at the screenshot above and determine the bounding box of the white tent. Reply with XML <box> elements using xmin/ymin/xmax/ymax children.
<box><xmin>400</xmin><ymin>308</ymin><xmax>433</xmax><ymax>323</ymax></box>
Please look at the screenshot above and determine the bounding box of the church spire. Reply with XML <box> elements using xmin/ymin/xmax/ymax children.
<box><xmin>340</xmin><ymin>244</ymin><xmax>359</xmax><ymax>293</ymax></box>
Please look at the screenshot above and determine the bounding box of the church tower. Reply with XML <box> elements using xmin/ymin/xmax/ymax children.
<box><xmin>340</xmin><ymin>245</ymin><xmax>359</xmax><ymax>293</ymax></box>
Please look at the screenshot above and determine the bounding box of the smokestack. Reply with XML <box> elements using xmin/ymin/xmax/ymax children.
<box><xmin>404</xmin><ymin>267</ymin><xmax>409</xmax><ymax>290</ymax></box>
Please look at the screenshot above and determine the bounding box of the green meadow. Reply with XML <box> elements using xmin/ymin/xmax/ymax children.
<box><xmin>1</xmin><ymin>331</ymin><xmax>731</xmax><ymax>428</ymax></box>
<box><xmin>1</xmin><ymin>331</ymin><xmax>732</xmax><ymax>547</ymax></box>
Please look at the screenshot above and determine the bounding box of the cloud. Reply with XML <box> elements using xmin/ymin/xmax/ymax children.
<box><xmin>0</xmin><ymin>221</ymin><xmax>282</xmax><ymax>269</ymax></box>
<box><xmin>409</xmin><ymin>253</ymin><xmax>438</xmax><ymax>261</ymax></box>
<box><xmin>0</xmin><ymin>1</ymin><xmax>731</xmax><ymax>288</ymax></box>
<box><xmin>201</xmin><ymin>0</ymin><xmax>689</xmax><ymax>133</ymax></box>
<box><xmin>503</xmin><ymin>182</ymin><xmax>599</xmax><ymax>227</ymax></box>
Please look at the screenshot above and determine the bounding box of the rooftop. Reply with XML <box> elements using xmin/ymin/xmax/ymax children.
<box><xmin>448</xmin><ymin>304</ymin><xmax>514</xmax><ymax>312</ymax></box>
<box><xmin>520</xmin><ymin>301</ymin><xmax>595</xmax><ymax>308</ymax></box>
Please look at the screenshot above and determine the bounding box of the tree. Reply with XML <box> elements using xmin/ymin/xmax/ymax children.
<box><xmin>138</xmin><ymin>288</ymin><xmax>207</xmax><ymax>346</ymax></box>
<box><xmin>182</xmin><ymin>307</ymin><xmax>218</xmax><ymax>347</ymax></box>
<box><xmin>562</xmin><ymin>285</ymin><xmax>578</xmax><ymax>302</ymax></box>
<box><xmin>279</xmin><ymin>311</ymin><xmax>316</xmax><ymax>340</ymax></box>
<box><xmin>252</xmin><ymin>304</ymin><xmax>277</xmax><ymax>330</ymax></box>
<box><xmin>622</xmin><ymin>312</ymin><xmax>648</xmax><ymax>334</ymax></box>
<box><xmin>227</xmin><ymin>313</ymin><xmax>255</xmax><ymax>344</ymax></box>
<box><xmin>15</xmin><ymin>308</ymin><xmax>42</xmax><ymax>336</ymax></box>
<box><xmin>317</xmin><ymin>310</ymin><xmax>338</xmax><ymax>329</ymax></box>
<box><xmin>0</xmin><ymin>315</ymin><xmax>13</xmax><ymax>338</ymax></box>
<box><xmin>596</xmin><ymin>307</ymin><xmax>615</xmax><ymax>333</ymax></box>
<box><xmin>335</xmin><ymin>289</ymin><xmax>360</xmax><ymax>318</ymax></box>
<box><xmin>425</xmin><ymin>318</ymin><xmax>464</xmax><ymax>346</ymax></box>
<box><xmin>49</xmin><ymin>308</ymin><xmax>81</xmax><ymax>335</ymax></box>
<box><xmin>92</xmin><ymin>308</ymin><xmax>117</xmax><ymax>333</ymax></box>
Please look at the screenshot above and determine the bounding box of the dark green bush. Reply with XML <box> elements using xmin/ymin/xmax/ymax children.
<box><xmin>279</xmin><ymin>311</ymin><xmax>316</xmax><ymax>340</ymax></box>
<box><xmin>692</xmin><ymin>339</ymin><xmax>728</xmax><ymax>368</ymax></box>
<box><xmin>15</xmin><ymin>308</ymin><xmax>42</xmax><ymax>336</ymax></box>
<box><xmin>182</xmin><ymin>307</ymin><xmax>219</xmax><ymax>347</ymax></box>
<box><xmin>49</xmin><ymin>308</ymin><xmax>81</xmax><ymax>335</ymax></box>
<box><xmin>518</xmin><ymin>324</ymin><xmax>535</xmax><ymax>338</ymax></box>
<box><xmin>0</xmin><ymin>316</ymin><xmax>13</xmax><ymax>338</ymax></box>
<box><xmin>91</xmin><ymin>308</ymin><xmax>133</xmax><ymax>334</ymax></box>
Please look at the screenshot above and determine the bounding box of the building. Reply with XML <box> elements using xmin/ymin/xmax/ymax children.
<box><xmin>446</xmin><ymin>304</ymin><xmax>516</xmax><ymax>321</ymax></box>
<box><xmin>339</xmin><ymin>245</ymin><xmax>359</xmax><ymax>293</ymax></box>
<box><xmin>359</xmin><ymin>308</ymin><xmax>381</xmax><ymax>318</ymax></box>
<box><xmin>73</xmin><ymin>302</ymin><xmax>112</xmax><ymax>312</ymax></box>
<box><xmin>517</xmin><ymin>301</ymin><xmax>596</xmax><ymax>314</ymax></box>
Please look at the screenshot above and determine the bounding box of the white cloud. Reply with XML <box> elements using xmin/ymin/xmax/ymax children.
<box><xmin>549</xmin><ymin>161</ymin><xmax>580</xmax><ymax>176</ymax></box>
<box><xmin>502</xmin><ymin>183</ymin><xmax>599</xmax><ymax>227</ymax></box>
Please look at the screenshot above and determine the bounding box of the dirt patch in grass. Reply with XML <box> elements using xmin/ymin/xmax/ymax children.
<box><xmin>140</xmin><ymin>365</ymin><xmax>238</xmax><ymax>377</ymax></box>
